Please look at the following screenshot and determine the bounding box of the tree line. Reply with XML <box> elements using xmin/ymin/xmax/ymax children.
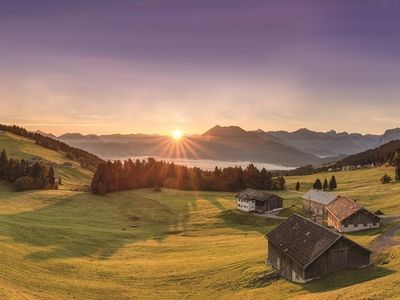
<box><xmin>91</xmin><ymin>158</ymin><xmax>286</xmax><ymax>195</ymax></box>
<box><xmin>0</xmin><ymin>124</ymin><xmax>104</xmax><ymax>171</ymax></box>
<box><xmin>0</xmin><ymin>149</ymin><xmax>58</xmax><ymax>191</ymax></box>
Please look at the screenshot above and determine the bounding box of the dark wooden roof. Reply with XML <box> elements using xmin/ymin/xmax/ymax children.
<box><xmin>236</xmin><ymin>188</ymin><xmax>282</xmax><ymax>202</ymax></box>
<box><xmin>326</xmin><ymin>197</ymin><xmax>363</xmax><ymax>222</ymax></box>
<box><xmin>267</xmin><ymin>214</ymin><xmax>342</xmax><ymax>267</ymax></box>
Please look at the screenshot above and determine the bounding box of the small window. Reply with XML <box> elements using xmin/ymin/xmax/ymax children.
<box><xmin>373</xmin><ymin>222</ymin><xmax>377</xmax><ymax>226</ymax></box>
<box><xmin>344</xmin><ymin>224</ymin><xmax>348</xmax><ymax>228</ymax></box>
<box><xmin>354</xmin><ymin>224</ymin><xmax>358</xmax><ymax>227</ymax></box>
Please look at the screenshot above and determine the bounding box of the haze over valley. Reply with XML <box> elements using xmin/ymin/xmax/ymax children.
<box><xmin>51</xmin><ymin>125</ymin><xmax>400</xmax><ymax>168</ymax></box>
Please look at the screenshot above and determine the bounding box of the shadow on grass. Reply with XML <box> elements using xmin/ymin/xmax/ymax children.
<box><xmin>299</xmin><ymin>265</ymin><xmax>395</xmax><ymax>293</ymax></box>
<box><xmin>0</xmin><ymin>189</ymin><xmax>201</xmax><ymax>261</ymax></box>
<box><xmin>218</xmin><ymin>209</ymin><xmax>283</xmax><ymax>235</ymax></box>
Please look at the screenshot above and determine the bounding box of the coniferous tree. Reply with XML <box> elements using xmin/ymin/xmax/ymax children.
<box><xmin>47</xmin><ymin>166</ymin><xmax>55</xmax><ymax>186</ymax></box>
<box><xmin>381</xmin><ymin>173</ymin><xmax>392</xmax><ymax>184</ymax></box>
<box><xmin>313</xmin><ymin>178</ymin><xmax>322</xmax><ymax>190</ymax></box>
<box><xmin>295</xmin><ymin>181</ymin><xmax>300</xmax><ymax>191</ymax></box>
<box><xmin>323</xmin><ymin>178</ymin><xmax>328</xmax><ymax>190</ymax></box>
<box><xmin>0</xmin><ymin>149</ymin><xmax>9</xmax><ymax>178</ymax></box>
<box><xmin>329</xmin><ymin>175</ymin><xmax>337</xmax><ymax>190</ymax></box>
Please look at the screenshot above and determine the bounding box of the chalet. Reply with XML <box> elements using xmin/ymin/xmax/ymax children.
<box><xmin>301</xmin><ymin>189</ymin><xmax>338</xmax><ymax>217</ymax></box>
<box><xmin>266</xmin><ymin>214</ymin><xmax>372</xmax><ymax>283</ymax></box>
<box><xmin>326</xmin><ymin>197</ymin><xmax>380</xmax><ymax>232</ymax></box>
<box><xmin>236</xmin><ymin>188</ymin><xmax>283</xmax><ymax>213</ymax></box>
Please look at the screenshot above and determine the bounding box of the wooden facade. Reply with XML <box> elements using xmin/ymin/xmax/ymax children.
<box><xmin>266</xmin><ymin>214</ymin><xmax>372</xmax><ymax>282</ymax></box>
<box><xmin>327</xmin><ymin>197</ymin><xmax>380</xmax><ymax>232</ymax></box>
<box><xmin>236</xmin><ymin>189</ymin><xmax>283</xmax><ymax>213</ymax></box>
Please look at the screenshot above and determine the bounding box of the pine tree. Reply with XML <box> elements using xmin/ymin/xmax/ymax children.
<box><xmin>329</xmin><ymin>175</ymin><xmax>337</xmax><ymax>190</ymax></box>
<box><xmin>381</xmin><ymin>173</ymin><xmax>392</xmax><ymax>184</ymax></box>
<box><xmin>323</xmin><ymin>178</ymin><xmax>328</xmax><ymax>190</ymax></box>
<box><xmin>313</xmin><ymin>178</ymin><xmax>322</xmax><ymax>190</ymax></box>
<box><xmin>48</xmin><ymin>166</ymin><xmax>55</xmax><ymax>187</ymax></box>
<box><xmin>295</xmin><ymin>181</ymin><xmax>300</xmax><ymax>191</ymax></box>
<box><xmin>0</xmin><ymin>149</ymin><xmax>9</xmax><ymax>179</ymax></box>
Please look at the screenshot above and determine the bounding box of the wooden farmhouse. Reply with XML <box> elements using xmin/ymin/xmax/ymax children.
<box><xmin>266</xmin><ymin>214</ymin><xmax>372</xmax><ymax>282</ymax></box>
<box><xmin>301</xmin><ymin>189</ymin><xmax>338</xmax><ymax>217</ymax></box>
<box><xmin>326</xmin><ymin>197</ymin><xmax>380</xmax><ymax>232</ymax></box>
<box><xmin>236</xmin><ymin>188</ymin><xmax>283</xmax><ymax>213</ymax></box>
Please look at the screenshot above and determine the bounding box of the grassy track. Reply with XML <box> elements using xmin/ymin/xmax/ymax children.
<box><xmin>1</xmin><ymin>131</ymin><xmax>400</xmax><ymax>299</ymax></box>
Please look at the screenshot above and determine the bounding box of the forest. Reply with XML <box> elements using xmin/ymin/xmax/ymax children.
<box><xmin>0</xmin><ymin>149</ymin><xmax>58</xmax><ymax>191</ymax></box>
<box><xmin>91</xmin><ymin>158</ymin><xmax>286</xmax><ymax>194</ymax></box>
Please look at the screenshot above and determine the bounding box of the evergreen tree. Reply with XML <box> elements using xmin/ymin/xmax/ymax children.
<box><xmin>313</xmin><ymin>178</ymin><xmax>322</xmax><ymax>190</ymax></box>
<box><xmin>0</xmin><ymin>149</ymin><xmax>9</xmax><ymax>178</ymax></box>
<box><xmin>260</xmin><ymin>168</ymin><xmax>273</xmax><ymax>190</ymax></box>
<box><xmin>381</xmin><ymin>173</ymin><xmax>392</xmax><ymax>184</ymax></box>
<box><xmin>323</xmin><ymin>178</ymin><xmax>328</xmax><ymax>190</ymax></box>
<box><xmin>329</xmin><ymin>175</ymin><xmax>337</xmax><ymax>190</ymax></box>
<box><xmin>295</xmin><ymin>181</ymin><xmax>300</xmax><ymax>191</ymax></box>
<box><xmin>47</xmin><ymin>166</ymin><xmax>55</xmax><ymax>186</ymax></box>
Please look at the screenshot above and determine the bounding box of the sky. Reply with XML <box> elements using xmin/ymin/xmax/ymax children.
<box><xmin>1</xmin><ymin>0</ymin><xmax>400</xmax><ymax>136</ymax></box>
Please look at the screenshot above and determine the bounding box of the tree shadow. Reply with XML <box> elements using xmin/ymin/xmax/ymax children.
<box><xmin>299</xmin><ymin>265</ymin><xmax>395</xmax><ymax>293</ymax></box>
<box><xmin>0</xmin><ymin>188</ymin><xmax>200</xmax><ymax>261</ymax></box>
<box><xmin>217</xmin><ymin>209</ymin><xmax>283</xmax><ymax>235</ymax></box>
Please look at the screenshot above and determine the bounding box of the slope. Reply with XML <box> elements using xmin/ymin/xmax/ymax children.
<box><xmin>0</xmin><ymin>131</ymin><xmax>92</xmax><ymax>189</ymax></box>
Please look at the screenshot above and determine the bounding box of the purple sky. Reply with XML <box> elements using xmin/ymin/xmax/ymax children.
<box><xmin>1</xmin><ymin>0</ymin><xmax>400</xmax><ymax>135</ymax></box>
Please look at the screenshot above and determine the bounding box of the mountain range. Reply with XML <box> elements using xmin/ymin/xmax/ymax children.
<box><xmin>41</xmin><ymin>125</ymin><xmax>400</xmax><ymax>167</ymax></box>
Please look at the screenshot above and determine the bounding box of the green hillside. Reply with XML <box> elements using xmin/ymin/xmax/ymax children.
<box><xmin>1</xmin><ymin>132</ymin><xmax>400</xmax><ymax>299</ymax></box>
<box><xmin>0</xmin><ymin>131</ymin><xmax>92</xmax><ymax>189</ymax></box>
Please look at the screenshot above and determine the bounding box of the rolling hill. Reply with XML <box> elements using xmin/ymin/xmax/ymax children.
<box><xmin>1</xmin><ymin>130</ymin><xmax>400</xmax><ymax>298</ymax></box>
<box><xmin>0</xmin><ymin>130</ymin><xmax>92</xmax><ymax>189</ymax></box>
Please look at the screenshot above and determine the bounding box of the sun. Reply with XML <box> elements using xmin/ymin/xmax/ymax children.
<box><xmin>171</xmin><ymin>130</ymin><xmax>184</xmax><ymax>141</ymax></box>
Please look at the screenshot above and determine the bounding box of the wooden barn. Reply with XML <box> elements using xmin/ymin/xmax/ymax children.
<box><xmin>326</xmin><ymin>197</ymin><xmax>380</xmax><ymax>232</ymax></box>
<box><xmin>266</xmin><ymin>214</ymin><xmax>372</xmax><ymax>282</ymax></box>
<box><xmin>236</xmin><ymin>188</ymin><xmax>283</xmax><ymax>213</ymax></box>
<box><xmin>301</xmin><ymin>189</ymin><xmax>338</xmax><ymax>217</ymax></box>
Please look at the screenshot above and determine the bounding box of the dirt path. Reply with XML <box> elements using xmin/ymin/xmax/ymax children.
<box><xmin>370</xmin><ymin>223</ymin><xmax>400</xmax><ymax>252</ymax></box>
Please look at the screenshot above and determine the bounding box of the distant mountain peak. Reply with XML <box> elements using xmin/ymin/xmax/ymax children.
<box><xmin>254</xmin><ymin>129</ymin><xmax>265</xmax><ymax>133</ymax></box>
<box><xmin>383</xmin><ymin>127</ymin><xmax>400</xmax><ymax>135</ymax></box>
<box><xmin>34</xmin><ymin>130</ymin><xmax>57</xmax><ymax>138</ymax></box>
<box><xmin>293</xmin><ymin>128</ymin><xmax>312</xmax><ymax>134</ymax></box>
<box><xmin>203</xmin><ymin>125</ymin><xmax>248</xmax><ymax>137</ymax></box>
<box><xmin>326</xmin><ymin>130</ymin><xmax>337</xmax><ymax>135</ymax></box>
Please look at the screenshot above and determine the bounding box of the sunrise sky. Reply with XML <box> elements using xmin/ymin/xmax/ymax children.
<box><xmin>1</xmin><ymin>0</ymin><xmax>400</xmax><ymax>135</ymax></box>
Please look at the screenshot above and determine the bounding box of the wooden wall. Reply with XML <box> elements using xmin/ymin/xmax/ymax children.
<box><xmin>342</xmin><ymin>209</ymin><xmax>380</xmax><ymax>226</ymax></box>
<box><xmin>256</xmin><ymin>196</ymin><xmax>283</xmax><ymax>212</ymax></box>
<box><xmin>268</xmin><ymin>240</ymin><xmax>305</xmax><ymax>282</ymax></box>
<box><xmin>305</xmin><ymin>237</ymin><xmax>370</xmax><ymax>280</ymax></box>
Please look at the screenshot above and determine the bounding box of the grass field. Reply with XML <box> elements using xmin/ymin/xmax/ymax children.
<box><xmin>1</xmin><ymin>131</ymin><xmax>400</xmax><ymax>299</ymax></box>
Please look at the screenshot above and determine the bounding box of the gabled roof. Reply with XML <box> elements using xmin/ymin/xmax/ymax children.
<box><xmin>266</xmin><ymin>214</ymin><xmax>372</xmax><ymax>268</ymax></box>
<box><xmin>327</xmin><ymin>197</ymin><xmax>375</xmax><ymax>222</ymax></box>
<box><xmin>236</xmin><ymin>188</ymin><xmax>282</xmax><ymax>202</ymax></box>
<box><xmin>301</xmin><ymin>189</ymin><xmax>338</xmax><ymax>205</ymax></box>
<box><xmin>267</xmin><ymin>214</ymin><xmax>341</xmax><ymax>267</ymax></box>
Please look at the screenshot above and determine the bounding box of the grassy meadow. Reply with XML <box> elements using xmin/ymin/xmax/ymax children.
<box><xmin>1</xmin><ymin>131</ymin><xmax>400</xmax><ymax>299</ymax></box>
